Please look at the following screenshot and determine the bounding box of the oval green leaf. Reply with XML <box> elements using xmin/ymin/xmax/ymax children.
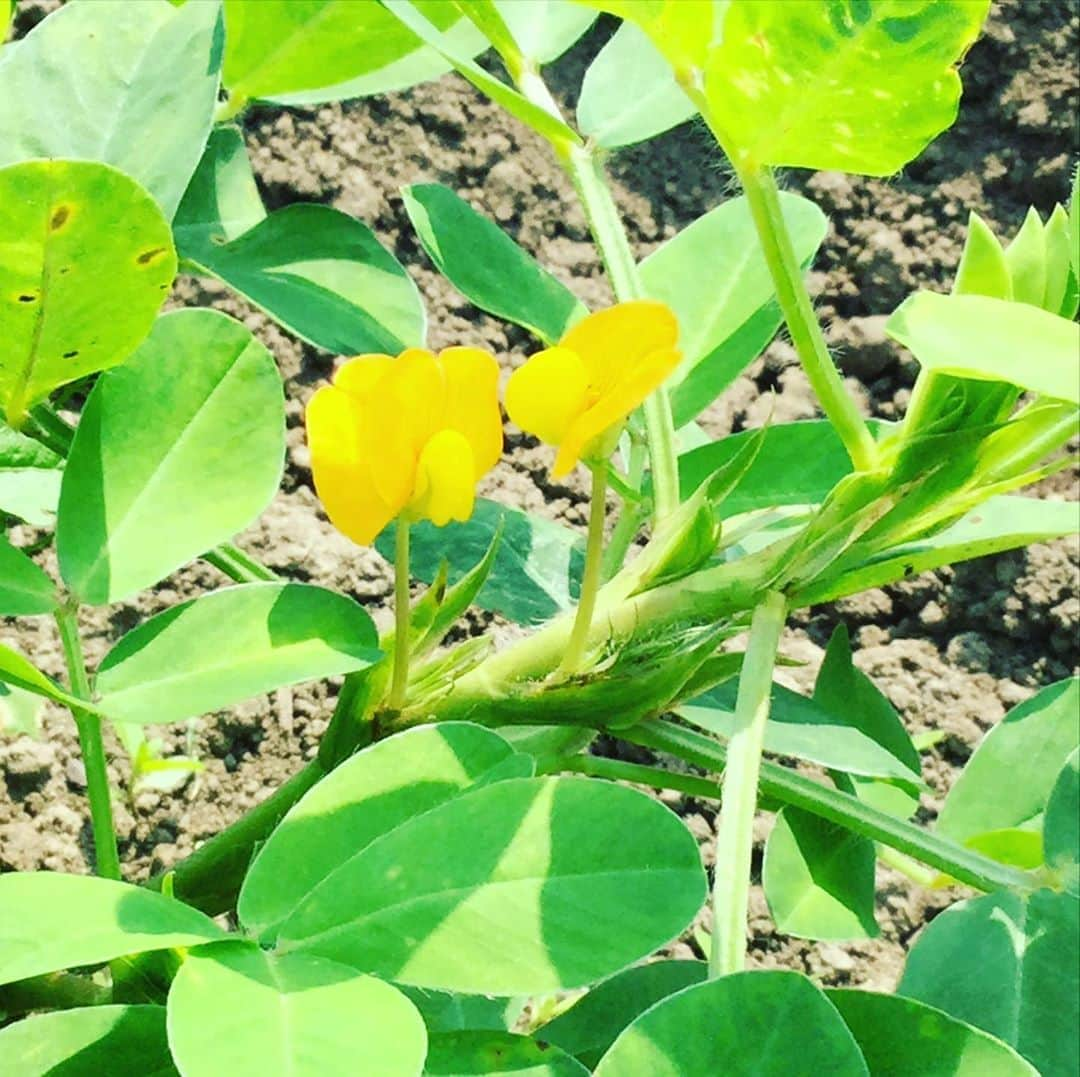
<box><xmin>426</xmin><ymin>1030</ymin><xmax>589</xmax><ymax>1076</ymax></box>
<box><xmin>1044</xmin><ymin>749</ymin><xmax>1079</xmax><ymax>897</ymax></box>
<box><xmin>57</xmin><ymin>308</ymin><xmax>284</xmax><ymax>604</ymax></box>
<box><xmin>886</xmin><ymin>292</ymin><xmax>1080</xmax><ymax>404</ymax></box>
<box><xmin>0</xmin><ymin>0</ymin><xmax>223</xmax><ymax>219</ymax></box>
<box><xmin>900</xmin><ymin>888</ymin><xmax>1079</xmax><ymax>1077</ymax></box>
<box><xmin>239</xmin><ymin>723</ymin><xmax>529</xmax><ymax>941</ymax></box>
<box><xmin>0</xmin><ymin>873</ymin><xmax>225</xmax><ymax>986</ymax></box>
<box><xmin>705</xmin><ymin>1</ymin><xmax>990</xmax><ymax>175</ymax></box>
<box><xmin>593</xmin><ymin>971</ymin><xmax>868</xmax><ymax>1076</ymax></box>
<box><xmin>278</xmin><ymin>777</ymin><xmax>706</xmax><ymax>995</ymax></box>
<box><xmin>402</xmin><ymin>183</ymin><xmax>585</xmax><ymax>346</ymax></box>
<box><xmin>177</xmin><ymin>134</ymin><xmax>425</xmax><ymax>354</ymax></box>
<box><xmin>0</xmin><ymin>533</ymin><xmax>55</xmax><ymax>615</ymax></box>
<box><xmin>0</xmin><ymin>642</ymin><xmax>105</xmax><ymax>716</ymax></box>
<box><xmin>0</xmin><ymin>160</ymin><xmax>175</xmax><ymax>427</ymax></box>
<box><xmin>167</xmin><ymin>941</ymin><xmax>426</xmax><ymax>1077</ymax></box>
<box><xmin>0</xmin><ymin>1005</ymin><xmax>177</xmax><ymax>1077</ymax></box>
<box><xmin>95</xmin><ymin>582</ymin><xmax>379</xmax><ymax>725</ymax></box>
<box><xmin>827</xmin><ymin>990</ymin><xmax>1038</xmax><ymax>1077</ymax></box>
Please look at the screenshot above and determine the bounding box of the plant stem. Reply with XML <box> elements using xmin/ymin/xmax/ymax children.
<box><xmin>602</xmin><ymin>438</ymin><xmax>649</xmax><ymax>581</ymax></box>
<box><xmin>388</xmin><ymin>519</ymin><xmax>412</xmax><ymax>710</ymax></box>
<box><xmin>559</xmin><ymin>463</ymin><xmax>609</xmax><ymax>676</ymax></box>
<box><xmin>546</xmin><ymin>753</ymin><xmax>722</xmax><ymax>802</ymax></box>
<box><xmin>626</xmin><ymin>719</ymin><xmax>1039</xmax><ymax>895</ymax></box>
<box><xmin>203</xmin><ymin>542</ymin><xmax>279</xmax><ymax>584</ymax></box>
<box><xmin>25</xmin><ymin>405</ymin><xmax>75</xmax><ymax>456</ymax></box>
<box><xmin>738</xmin><ymin>167</ymin><xmax>877</xmax><ymax>472</ymax></box>
<box><xmin>709</xmin><ymin>590</ymin><xmax>786</xmax><ymax>978</ymax></box>
<box><xmin>55</xmin><ymin>604</ymin><xmax>122</xmax><ymax>881</ymax></box>
<box><xmin>564</xmin><ymin>143</ymin><xmax>681</xmax><ymax>521</ymax></box>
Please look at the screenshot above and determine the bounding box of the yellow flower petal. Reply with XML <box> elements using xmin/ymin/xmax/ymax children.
<box><xmin>554</xmin><ymin>346</ymin><xmax>681</xmax><ymax>477</ymax></box>
<box><xmin>306</xmin><ymin>384</ymin><xmax>397</xmax><ymax>545</ymax></box>
<box><xmin>505</xmin><ymin>346</ymin><xmax>590</xmax><ymax>446</ymax></box>
<box><xmin>438</xmin><ymin>346</ymin><xmax>503</xmax><ymax>478</ymax></box>
<box><xmin>559</xmin><ymin>300</ymin><xmax>678</xmax><ymax>394</ymax></box>
<box><xmin>333</xmin><ymin>354</ymin><xmax>394</xmax><ymax>398</ymax></box>
<box><xmin>411</xmin><ymin>428</ymin><xmax>476</xmax><ymax>527</ymax></box>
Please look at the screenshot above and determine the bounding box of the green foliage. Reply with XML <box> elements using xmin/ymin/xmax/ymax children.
<box><xmin>1045</xmin><ymin>750</ymin><xmax>1080</xmax><ymax>897</ymax></box>
<box><xmin>763</xmin><ymin>808</ymin><xmax>879</xmax><ymax>940</ymax></box>
<box><xmin>166</xmin><ymin>942</ymin><xmax>427</xmax><ymax>1077</ymax></box>
<box><xmin>954</xmin><ymin>211</ymin><xmax>1013</xmax><ymax>300</ymax></box>
<box><xmin>0</xmin><ymin>422</ymin><xmax>63</xmax><ymax>525</ymax></box>
<box><xmin>402</xmin><ymin>183</ymin><xmax>586</xmax><ymax>345</ymax></box>
<box><xmin>827</xmin><ymin>991</ymin><xmax>1038</xmax><ymax>1076</ymax></box>
<box><xmin>592</xmin><ymin>971</ymin><xmax>869</xmax><ymax>1075</ymax></box>
<box><xmin>577</xmin><ymin>21</ymin><xmax>696</xmax><ymax>148</ymax></box>
<box><xmin>0</xmin><ymin>532</ymin><xmax>55</xmax><ymax>616</ymax></box>
<box><xmin>0</xmin><ymin>1006</ymin><xmax>176</xmax><ymax>1077</ymax></box>
<box><xmin>177</xmin><ymin>128</ymin><xmax>426</xmax><ymax>354</ymax></box>
<box><xmin>56</xmin><ymin>309</ymin><xmax>285</xmax><ymax>605</ymax></box>
<box><xmin>0</xmin><ymin>160</ymin><xmax>175</xmax><ymax>427</ymax></box>
<box><xmin>0</xmin><ymin>0</ymin><xmax>223</xmax><ymax>218</ymax></box>
<box><xmin>538</xmin><ymin>961</ymin><xmax>707</xmax><ymax>1069</ymax></box>
<box><xmin>640</xmin><ymin>193</ymin><xmax>827</xmax><ymax>427</ymax></box>
<box><xmin>425</xmin><ymin>1031</ymin><xmax>590</xmax><ymax>1076</ymax></box>
<box><xmin>94</xmin><ymin>583</ymin><xmax>380</xmax><ymax>725</ymax></box>
<box><xmin>887</xmin><ymin>292</ymin><xmax>1080</xmax><ymax>404</ymax></box>
<box><xmin>900</xmin><ymin>888</ymin><xmax>1080</xmax><ymax>1077</ymax></box>
<box><xmin>0</xmin><ymin>642</ymin><xmax>104</xmax><ymax>715</ymax></box>
<box><xmin>0</xmin><ymin>873</ymin><xmax>226</xmax><ymax>986</ymax></box>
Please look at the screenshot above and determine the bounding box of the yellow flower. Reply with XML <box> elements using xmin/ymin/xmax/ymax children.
<box><xmin>306</xmin><ymin>347</ymin><xmax>502</xmax><ymax>545</ymax></box>
<box><xmin>504</xmin><ymin>301</ymin><xmax>680</xmax><ymax>477</ymax></box>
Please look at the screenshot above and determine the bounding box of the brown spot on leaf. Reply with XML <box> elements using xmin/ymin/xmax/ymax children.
<box><xmin>50</xmin><ymin>204</ymin><xmax>71</xmax><ymax>231</ymax></box>
<box><xmin>63</xmin><ymin>350</ymin><xmax>79</xmax><ymax>359</ymax></box>
<box><xmin>136</xmin><ymin>246</ymin><xmax>168</xmax><ymax>266</ymax></box>
<box><xmin>17</xmin><ymin>294</ymin><xmax>36</xmax><ymax>303</ymax></box>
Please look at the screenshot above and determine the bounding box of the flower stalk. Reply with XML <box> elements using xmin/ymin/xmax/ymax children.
<box><xmin>388</xmin><ymin>518</ymin><xmax>412</xmax><ymax>710</ymax></box>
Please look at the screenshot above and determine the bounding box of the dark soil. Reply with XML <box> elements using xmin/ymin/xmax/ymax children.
<box><xmin>3</xmin><ymin>0</ymin><xmax>1078</xmax><ymax>995</ymax></box>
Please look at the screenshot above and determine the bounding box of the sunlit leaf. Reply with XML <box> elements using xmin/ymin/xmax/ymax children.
<box><xmin>0</xmin><ymin>532</ymin><xmax>55</xmax><ymax>615</ymax></box>
<box><xmin>426</xmin><ymin>1030</ymin><xmax>590</xmax><ymax>1076</ymax></box>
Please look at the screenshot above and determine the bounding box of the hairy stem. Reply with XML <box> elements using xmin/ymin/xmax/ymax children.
<box><xmin>55</xmin><ymin>604</ymin><xmax>121</xmax><ymax>881</ymax></box>
<box><xmin>603</xmin><ymin>438</ymin><xmax>649</xmax><ymax>581</ymax></box>
<box><xmin>559</xmin><ymin>463</ymin><xmax>609</xmax><ymax>676</ymax></box>
<box><xmin>709</xmin><ymin>590</ymin><xmax>786</xmax><ymax>978</ymax></box>
<box><xmin>388</xmin><ymin>519</ymin><xmax>412</xmax><ymax>710</ymax></box>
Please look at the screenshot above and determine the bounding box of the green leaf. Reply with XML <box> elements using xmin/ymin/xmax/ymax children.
<box><xmin>815</xmin><ymin>624</ymin><xmax>921</xmax><ymax>819</ymax></box>
<box><xmin>0</xmin><ymin>642</ymin><xmax>105</xmax><ymax>716</ymax></box>
<box><xmin>177</xmin><ymin>129</ymin><xmax>425</xmax><ymax>354</ymax></box>
<box><xmin>538</xmin><ymin>960</ymin><xmax>707</xmax><ymax>1069</ymax></box>
<box><xmin>166</xmin><ymin>941</ymin><xmax>427</xmax><ymax>1077</ymax></box>
<box><xmin>382</xmin><ymin>0</ymin><xmax>580</xmax><ymax>150</ymax></box>
<box><xmin>682</xmin><ymin>680</ymin><xmax>923</xmax><ymax>783</ymax></box>
<box><xmin>396</xmin><ymin>987</ymin><xmax>520</xmax><ymax>1035</ymax></box>
<box><xmin>886</xmin><ymin>292</ymin><xmax>1080</xmax><ymax>404</ymax></box>
<box><xmin>402</xmin><ymin>183</ymin><xmax>585</xmax><ymax>346</ymax></box>
<box><xmin>377</xmin><ymin>500</ymin><xmax>584</xmax><ymax>625</ymax></box>
<box><xmin>593</xmin><ymin>971</ymin><xmax>868</xmax><ymax>1076</ymax></box>
<box><xmin>1045</xmin><ymin>750</ymin><xmax>1080</xmax><ymax>897</ymax></box>
<box><xmin>2</xmin><ymin>0</ymin><xmax>10</xmax><ymax>39</ymax></box>
<box><xmin>953</xmin><ymin>211</ymin><xmax>1012</xmax><ymax>300</ymax></box>
<box><xmin>579</xmin><ymin>0</ymin><xmax>724</xmax><ymax>74</ymax></box>
<box><xmin>239</xmin><ymin>723</ymin><xmax>529</xmax><ymax>940</ymax></box>
<box><xmin>0</xmin><ymin>1005</ymin><xmax>177</xmax><ymax>1077</ymax></box>
<box><xmin>792</xmin><ymin>495</ymin><xmax>1080</xmax><ymax>606</ymax></box>
<box><xmin>56</xmin><ymin>309</ymin><xmax>285</xmax><ymax>605</ymax></box>
<box><xmin>577</xmin><ymin>21</ymin><xmax>696</xmax><ymax>148</ymax></box>
<box><xmin>222</xmin><ymin>0</ymin><xmax>458</xmax><ymax>102</ymax></box>
<box><xmin>425</xmin><ymin>1031</ymin><xmax>590</xmax><ymax>1076</ymax></box>
<box><xmin>0</xmin><ymin>532</ymin><xmax>55</xmax><ymax>615</ymax></box>
<box><xmin>278</xmin><ymin>776</ymin><xmax>705</xmax><ymax>995</ymax></box>
<box><xmin>641</xmin><ymin>193</ymin><xmax>827</xmax><ymax>427</ymax></box>
<box><xmin>0</xmin><ymin>873</ymin><xmax>226</xmax><ymax>986</ymax></box>
<box><xmin>1043</xmin><ymin>204</ymin><xmax>1074</xmax><ymax>316</ymax></box>
<box><xmin>0</xmin><ymin>466</ymin><xmax>62</xmax><ymax>526</ymax></box>
<box><xmin>763</xmin><ymin>807</ymin><xmax>879</xmax><ymax>940</ymax></box>
<box><xmin>0</xmin><ymin>680</ymin><xmax>45</xmax><ymax>739</ymax></box>
<box><xmin>494</xmin><ymin>0</ymin><xmax>597</xmax><ymax>65</ymax></box>
<box><xmin>937</xmin><ymin>678</ymin><xmax>1079</xmax><ymax>843</ymax></box>
<box><xmin>0</xmin><ymin>0</ymin><xmax>223</xmax><ymax>219</ymax></box>
<box><xmin>0</xmin><ymin>160</ymin><xmax>175</xmax><ymax>426</ymax></box>
<box><xmin>900</xmin><ymin>888</ymin><xmax>1079</xmax><ymax>1077</ymax></box>
<box><xmin>704</xmin><ymin>1</ymin><xmax>990</xmax><ymax>175</ymax></box>
<box><xmin>1070</xmin><ymin>167</ymin><xmax>1079</xmax><ymax>279</ymax></box>
<box><xmin>0</xmin><ymin>422</ymin><xmax>61</xmax><ymax>470</ymax></box>
<box><xmin>827</xmin><ymin>990</ymin><xmax>1038</xmax><ymax>1077</ymax></box>
<box><xmin>1003</xmin><ymin>207</ymin><xmax>1046</xmax><ymax>308</ymax></box>
<box><xmin>95</xmin><ymin>583</ymin><xmax>380</xmax><ymax>725</ymax></box>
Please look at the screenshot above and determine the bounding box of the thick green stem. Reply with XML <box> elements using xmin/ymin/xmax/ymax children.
<box><xmin>564</xmin><ymin>144</ymin><xmax>681</xmax><ymax>521</ymax></box>
<box><xmin>626</xmin><ymin>719</ymin><xmax>1038</xmax><ymax>895</ymax></box>
<box><xmin>388</xmin><ymin>519</ymin><xmax>412</xmax><ymax>710</ymax></box>
<box><xmin>55</xmin><ymin>605</ymin><xmax>122</xmax><ymax>881</ymax></box>
<box><xmin>202</xmin><ymin>542</ymin><xmax>279</xmax><ymax>584</ymax></box>
<box><xmin>547</xmin><ymin>753</ymin><xmax>722</xmax><ymax>802</ymax></box>
<box><xmin>739</xmin><ymin>167</ymin><xmax>877</xmax><ymax>472</ymax></box>
<box><xmin>709</xmin><ymin>590</ymin><xmax>786</xmax><ymax>978</ymax></box>
<box><xmin>559</xmin><ymin>463</ymin><xmax>609</xmax><ymax>676</ymax></box>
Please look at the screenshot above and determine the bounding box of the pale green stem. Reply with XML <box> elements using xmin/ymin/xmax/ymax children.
<box><xmin>738</xmin><ymin>167</ymin><xmax>877</xmax><ymax>472</ymax></box>
<box><xmin>710</xmin><ymin>589</ymin><xmax>786</xmax><ymax>978</ymax></box>
<box><xmin>388</xmin><ymin>519</ymin><xmax>412</xmax><ymax>710</ymax></box>
<box><xmin>55</xmin><ymin>604</ymin><xmax>121</xmax><ymax>881</ymax></box>
<box><xmin>558</xmin><ymin>463</ymin><xmax>609</xmax><ymax>676</ymax></box>
<box><xmin>602</xmin><ymin>437</ymin><xmax>649</xmax><ymax>581</ymax></box>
